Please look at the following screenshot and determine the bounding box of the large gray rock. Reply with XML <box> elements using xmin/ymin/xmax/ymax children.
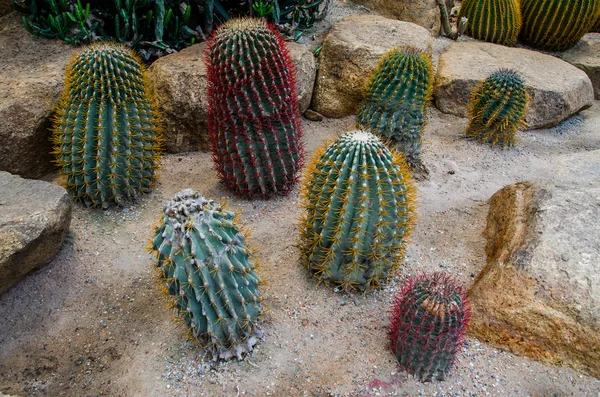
<box><xmin>311</xmin><ymin>15</ymin><xmax>433</xmax><ymax>118</ymax></box>
<box><xmin>148</xmin><ymin>41</ymin><xmax>316</xmax><ymax>154</ymax></box>
<box><xmin>561</xmin><ymin>33</ymin><xmax>600</xmax><ymax>100</ymax></box>
<box><xmin>0</xmin><ymin>172</ymin><xmax>71</xmax><ymax>296</ymax></box>
<box><xmin>469</xmin><ymin>182</ymin><xmax>600</xmax><ymax>377</ymax></box>
<box><xmin>0</xmin><ymin>13</ymin><xmax>76</xmax><ymax>179</ymax></box>
<box><xmin>435</xmin><ymin>42</ymin><xmax>594</xmax><ymax>129</ymax></box>
<box><xmin>351</xmin><ymin>0</ymin><xmax>441</xmax><ymax>35</ymax></box>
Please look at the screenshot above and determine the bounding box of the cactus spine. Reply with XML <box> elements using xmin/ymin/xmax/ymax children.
<box><xmin>458</xmin><ymin>0</ymin><xmax>522</xmax><ymax>46</ymax></box>
<box><xmin>206</xmin><ymin>18</ymin><xmax>304</xmax><ymax>198</ymax></box>
<box><xmin>520</xmin><ymin>0</ymin><xmax>600</xmax><ymax>51</ymax></box>
<box><xmin>465</xmin><ymin>69</ymin><xmax>528</xmax><ymax>148</ymax></box>
<box><xmin>52</xmin><ymin>43</ymin><xmax>162</xmax><ymax>208</ymax></box>
<box><xmin>389</xmin><ymin>272</ymin><xmax>470</xmax><ymax>382</ymax></box>
<box><xmin>151</xmin><ymin>189</ymin><xmax>263</xmax><ymax>360</ymax></box>
<box><xmin>299</xmin><ymin>131</ymin><xmax>416</xmax><ymax>290</ymax></box>
<box><xmin>357</xmin><ymin>47</ymin><xmax>433</xmax><ymax>169</ymax></box>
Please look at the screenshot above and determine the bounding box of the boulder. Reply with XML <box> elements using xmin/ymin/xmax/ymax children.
<box><xmin>311</xmin><ymin>15</ymin><xmax>433</xmax><ymax>118</ymax></box>
<box><xmin>560</xmin><ymin>33</ymin><xmax>600</xmax><ymax>100</ymax></box>
<box><xmin>434</xmin><ymin>42</ymin><xmax>594</xmax><ymax>129</ymax></box>
<box><xmin>351</xmin><ymin>0</ymin><xmax>441</xmax><ymax>35</ymax></box>
<box><xmin>0</xmin><ymin>172</ymin><xmax>71</xmax><ymax>296</ymax></box>
<box><xmin>468</xmin><ymin>182</ymin><xmax>600</xmax><ymax>377</ymax></box>
<box><xmin>0</xmin><ymin>13</ymin><xmax>76</xmax><ymax>179</ymax></box>
<box><xmin>148</xmin><ymin>41</ymin><xmax>316</xmax><ymax>154</ymax></box>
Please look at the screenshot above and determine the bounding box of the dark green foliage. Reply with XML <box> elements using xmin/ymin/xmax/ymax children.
<box><xmin>52</xmin><ymin>43</ymin><xmax>162</xmax><ymax>208</ymax></box>
<box><xmin>520</xmin><ymin>0</ymin><xmax>600</xmax><ymax>51</ymax></box>
<box><xmin>299</xmin><ymin>131</ymin><xmax>415</xmax><ymax>290</ymax></box>
<box><xmin>465</xmin><ymin>69</ymin><xmax>528</xmax><ymax>148</ymax></box>
<box><xmin>389</xmin><ymin>272</ymin><xmax>470</xmax><ymax>381</ymax></box>
<box><xmin>13</xmin><ymin>0</ymin><xmax>328</xmax><ymax>56</ymax></box>
<box><xmin>151</xmin><ymin>189</ymin><xmax>263</xmax><ymax>361</ymax></box>
<box><xmin>357</xmin><ymin>47</ymin><xmax>433</xmax><ymax>168</ymax></box>
<box><xmin>459</xmin><ymin>0</ymin><xmax>521</xmax><ymax>46</ymax></box>
<box><xmin>274</xmin><ymin>0</ymin><xmax>329</xmax><ymax>29</ymax></box>
<box><xmin>13</xmin><ymin>0</ymin><xmax>202</xmax><ymax>59</ymax></box>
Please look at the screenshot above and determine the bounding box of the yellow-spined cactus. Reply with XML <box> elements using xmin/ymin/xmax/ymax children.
<box><xmin>459</xmin><ymin>0</ymin><xmax>522</xmax><ymax>46</ymax></box>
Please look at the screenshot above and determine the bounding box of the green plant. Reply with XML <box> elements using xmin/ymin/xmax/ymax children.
<box><xmin>252</xmin><ymin>0</ymin><xmax>274</xmax><ymax>17</ymax></box>
<box><xmin>389</xmin><ymin>272</ymin><xmax>470</xmax><ymax>381</ymax></box>
<box><xmin>519</xmin><ymin>0</ymin><xmax>600</xmax><ymax>51</ymax></box>
<box><xmin>206</xmin><ymin>18</ymin><xmax>304</xmax><ymax>198</ymax></box>
<box><xmin>357</xmin><ymin>47</ymin><xmax>433</xmax><ymax>169</ymax></box>
<box><xmin>437</xmin><ymin>0</ymin><xmax>467</xmax><ymax>40</ymax></box>
<box><xmin>458</xmin><ymin>0</ymin><xmax>521</xmax><ymax>46</ymax></box>
<box><xmin>298</xmin><ymin>130</ymin><xmax>416</xmax><ymax>291</ymax></box>
<box><xmin>51</xmin><ymin>43</ymin><xmax>162</xmax><ymax>208</ymax></box>
<box><xmin>274</xmin><ymin>0</ymin><xmax>329</xmax><ymax>29</ymax></box>
<box><xmin>150</xmin><ymin>189</ymin><xmax>264</xmax><ymax>360</ymax></box>
<box><xmin>13</xmin><ymin>0</ymin><xmax>201</xmax><ymax>59</ymax></box>
<box><xmin>465</xmin><ymin>69</ymin><xmax>528</xmax><ymax>148</ymax></box>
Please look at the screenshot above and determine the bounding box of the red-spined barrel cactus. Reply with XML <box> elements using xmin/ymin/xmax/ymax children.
<box><xmin>206</xmin><ymin>18</ymin><xmax>304</xmax><ymax>198</ymax></box>
<box><xmin>389</xmin><ymin>272</ymin><xmax>470</xmax><ymax>381</ymax></box>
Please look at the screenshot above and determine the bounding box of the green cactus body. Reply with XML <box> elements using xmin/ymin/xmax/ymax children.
<box><xmin>357</xmin><ymin>47</ymin><xmax>433</xmax><ymax>169</ymax></box>
<box><xmin>299</xmin><ymin>131</ymin><xmax>416</xmax><ymax>290</ymax></box>
<box><xmin>389</xmin><ymin>272</ymin><xmax>470</xmax><ymax>382</ymax></box>
<box><xmin>52</xmin><ymin>43</ymin><xmax>162</xmax><ymax>208</ymax></box>
<box><xmin>207</xmin><ymin>18</ymin><xmax>303</xmax><ymax>198</ymax></box>
<box><xmin>520</xmin><ymin>0</ymin><xmax>600</xmax><ymax>51</ymax></box>
<box><xmin>465</xmin><ymin>69</ymin><xmax>528</xmax><ymax>148</ymax></box>
<box><xmin>151</xmin><ymin>189</ymin><xmax>263</xmax><ymax>360</ymax></box>
<box><xmin>593</xmin><ymin>14</ymin><xmax>600</xmax><ymax>32</ymax></box>
<box><xmin>458</xmin><ymin>0</ymin><xmax>522</xmax><ymax>46</ymax></box>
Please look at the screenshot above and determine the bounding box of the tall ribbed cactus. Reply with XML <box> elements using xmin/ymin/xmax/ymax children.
<box><xmin>357</xmin><ymin>47</ymin><xmax>433</xmax><ymax>169</ymax></box>
<box><xmin>52</xmin><ymin>43</ymin><xmax>162</xmax><ymax>208</ymax></box>
<box><xmin>298</xmin><ymin>131</ymin><xmax>416</xmax><ymax>290</ymax></box>
<box><xmin>520</xmin><ymin>0</ymin><xmax>600</xmax><ymax>51</ymax></box>
<box><xmin>465</xmin><ymin>69</ymin><xmax>528</xmax><ymax>148</ymax></box>
<box><xmin>389</xmin><ymin>272</ymin><xmax>470</xmax><ymax>382</ymax></box>
<box><xmin>150</xmin><ymin>189</ymin><xmax>263</xmax><ymax>360</ymax></box>
<box><xmin>458</xmin><ymin>0</ymin><xmax>522</xmax><ymax>46</ymax></box>
<box><xmin>206</xmin><ymin>18</ymin><xmax>303</xmax><ymax>198</ymax></box>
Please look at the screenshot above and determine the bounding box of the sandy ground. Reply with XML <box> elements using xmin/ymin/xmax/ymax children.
<box><xmin>1</xmin><ymin>103</ymin><xmax>599</xmax><ymax>397</ymax></box>
<box><xmin>2</xmin><ymin>1</ymin><xmax>600</xmax><ymax>396</ymax></box>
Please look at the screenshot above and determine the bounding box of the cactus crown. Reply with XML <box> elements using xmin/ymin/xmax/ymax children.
<box><xmin>458</xmin><ymin>0</ymin><xmax>522</xmax><ymax>46</ymax></box>
<box><xmin>151</xmin><ymin>189</ymin><xmax>263</xmax><ymax>361</ymax></box>
<box><xmin>299</xmin><ymin>130</ymin><xmax>416</xmax><ymax>291</ymax></box>
<box><xmin>520</xmin><ymin>0</ymin><xmax>600</xmax><ymax>51</ymax></box>
<box><xmin>389</xmin><ymin>272</ymin><xmax>470</xmax><ymax>382</ymax></box>
<box><xmin>52</xmin><ymin>43</ymin><xmax>162</xmax><ymax>208</ymax></box>
<box><xmin>207</xmin><ymin>17</ymin><xmax>304</xmax><ymax>198</ymax></box>
<box><xmin>466</xmin><ymin>68</ymin><xmax>528</xmax><ymax>148</ymax></box>
<box><xmin>357</xmin><ymin>46</ymin><xmax>433</xmax><ymax>168</ymax></box>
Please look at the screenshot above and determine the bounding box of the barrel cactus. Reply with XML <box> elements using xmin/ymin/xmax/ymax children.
<box><xmin>357</xmin><ymin>47</ymin><xmax>433</xmax><ymax>169</ymax></box>
<box><xmin>206</xmin><ymin>18</ymin><xmax>303</xmax><ymax>198</ymax></box>
<box><xmin>298</xmin><ymin>130</ymin><xmax>416</xmax><ymax>290</ymax></box>
<box><xmin>465</xmin><ymin>69</ymin><xmax>528</xmax><ymax>148</ymax></box>
<box><xmin>520</xmin><ymin>0</ymin><xmax>600</xmax><ymax>51</ymax></box>
<box><xmin>51</xmin><ymin>43</ymin><xmax>162</xmax><ymax>208</ymax></box>
<box><xmin>389</xmin><ymin>272</ymin><xmax>470</xmax><ymax>382</ymax></box>
<box><xmin>458</xmin><ymin>0</ymin><xmax>522</xmax><ymax>46</ymax></box>
<box><xmin>593</xmin><ymin>14</ymin><xmax>600</xmax><ymax>32</ymax></box>
<box><xmin>150</xmin><ymin>189</ymin><xmax>264</xmax><ymax>360</ymax></box>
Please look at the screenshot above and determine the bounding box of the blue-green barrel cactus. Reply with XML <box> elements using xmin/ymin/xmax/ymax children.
<box><xmin>52</xmin><ymin>43</ymin><xmax>162</xmax><ymax>208</ymax></box>
<box><xmin>299</xmin><ymin>131</ymin><xmax>416</xmax><ymax>290</ymax></box>
<box><xmin>520</xmin><ymin>0</ymin><xmax>600</xmax><ymax>51</ymax></box>
<box><xmin>458</xmin><ymin>0</ymin><xmax>522</xmax><ymax>46</ymax></box>
<box><xmin>465</xmin><ymin>69</ymin><xmax>528</xmax><ymax>148</ymax></box>
<box><xmin>357</xmin><ymin>47</ymin><xmax>433</xmax><ymax>169</ymax></box>
<box><xmin>151</xmin><ymin>189</ymin><xmax>263</xmax><ymax>360</ymax></box>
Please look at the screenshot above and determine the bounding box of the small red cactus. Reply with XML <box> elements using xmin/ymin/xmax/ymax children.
<box><xmin>206</xmin><ymin>18</ymin><xmax>304</xmax><ymax>198</ymax></box>
<box><xmin>389</xmin><ymin>272</ymin><xmax>471</xmax><ymax>382</ymax></box>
